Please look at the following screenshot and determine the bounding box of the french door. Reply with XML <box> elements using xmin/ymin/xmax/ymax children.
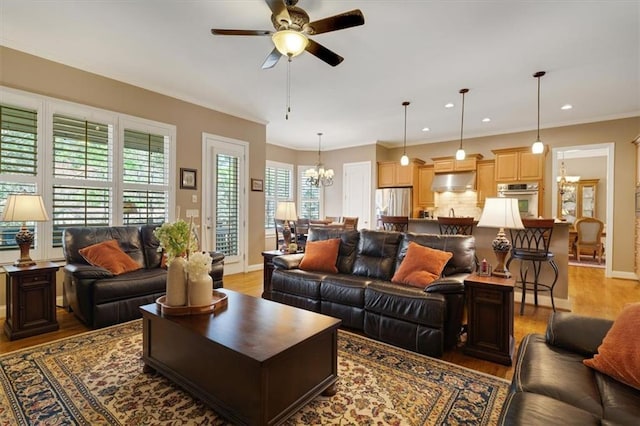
<box><xmin>202</xmin><ymin>133</ymin><xmax>248</xmax><ymax>275</ymax></box>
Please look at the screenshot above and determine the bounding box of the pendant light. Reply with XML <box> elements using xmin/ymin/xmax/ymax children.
<box><xmin>531</xmin><ymin>71</ymin><xmax>546</xmax><ymax>154</ymax></box>
<box><xmin>400</xmin><ymin>101</ymin><xmax>410</xmax><ymax>166</ymax></box>
<box><xmin>456</xmin><ymin>88</ymin><xmax>469</xmax><ymax>161</ymax></box>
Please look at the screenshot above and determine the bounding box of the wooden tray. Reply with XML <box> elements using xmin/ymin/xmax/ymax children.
<box><xmin>156</xmin><ymin>290</ymin><xmax>228</xmax><ymax>316</ymax></box>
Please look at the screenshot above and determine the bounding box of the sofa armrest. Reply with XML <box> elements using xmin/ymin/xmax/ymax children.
<box><xmin>272</xmin><ymin>253</ymin><xmax>305</xmax><ymax>270</ymax></box>
<box><xmin>545</xmin><ymin>311</ymin><xmax>613</xmax><ymax>356</ymax></box>
<box><xmin>64</xmin><ymin>263</ymin><xmax>114</xmax><ymax>279</ymax></box>
<box><xmin>425</xmin><ymin>279</ymin><xmax>465</xmax><ymax>294</ymax></box>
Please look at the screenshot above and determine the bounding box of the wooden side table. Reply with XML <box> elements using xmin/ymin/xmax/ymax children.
<box><xmin>463</xmin><ymin>273</ymin><xmax>515</xmax><ymax>365</ymax></box>
<box><xmin>262</xmin><ymin>250</ymin><xmax>284</xmax><ymax>300</ymax></box>
<box><xmin>3</xmin><ymin>261</ymin><xmax>60</xmax><ymax>340</ymax></box>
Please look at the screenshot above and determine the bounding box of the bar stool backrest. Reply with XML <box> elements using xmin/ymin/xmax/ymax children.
<box><xmin>509</xmin><ymin>218</ymin><xmax>555</xmax><ymax>256</ymax></box>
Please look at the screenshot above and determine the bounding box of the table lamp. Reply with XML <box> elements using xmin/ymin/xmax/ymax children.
<box><xmin>1</xmin><ymin>194</ymin><xmax>50</xmax><ymax>267</ymax></box>
<box><xmin>477</xmin><ymin>197</ymin><xmax>524</xmax><ymax>278</ymax></box>
<box><xmin>275</xmin><ymin>201</ymin><xmax>297</xmax><ymax>252</ymax></box>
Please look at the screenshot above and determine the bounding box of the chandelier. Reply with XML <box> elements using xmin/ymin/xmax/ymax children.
<box><xmin>557</xmin><ymin>153</ymin><xmax>580</xmax><ymax>195</ymax></box>
<box><xmin>305</xmin><ymin>132</ymin><xmax>334</xmax><ymax>187</ymax></box>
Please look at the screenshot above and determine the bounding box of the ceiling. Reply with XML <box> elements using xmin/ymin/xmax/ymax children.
<box><xmin>2</xmin><ymin>1</ymin><xmax>638</xmax><ymax>151</ymax></box>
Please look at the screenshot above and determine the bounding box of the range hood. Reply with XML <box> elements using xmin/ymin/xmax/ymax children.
<box><xmin>431</xmin><ymin>171</ymin><xmax>476</xmax><ymax>192</ymax></box>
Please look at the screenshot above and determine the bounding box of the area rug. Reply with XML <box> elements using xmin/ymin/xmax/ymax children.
<box><xmin>569</xmin><ymin>258</ymin><xmax>606</xmax><ymax>269</ymax></box>
<box><xmin>0</xmin><ymin>320</ymin><xmax>508</xmax><ymax>425</ymax></box>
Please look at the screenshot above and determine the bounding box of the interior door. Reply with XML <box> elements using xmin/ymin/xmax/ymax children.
<box><xmin>343</xmin><ymin>161</ymin><xmax>372</xmax><ymax>229</ymax></box>
<box><xmin>202</xmin><ymin>134</ymin><xmax>247</xmax><ymax>275</ymax></box>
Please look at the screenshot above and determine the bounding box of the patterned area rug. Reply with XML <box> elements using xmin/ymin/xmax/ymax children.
<box><xmin>0</xmin><ymin>320</ymin><xmax>508</xmax><ymax>425</ymax></box>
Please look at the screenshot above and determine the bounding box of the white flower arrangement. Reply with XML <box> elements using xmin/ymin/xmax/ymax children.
<box><xmin>186</xmin><ymin>251</ymin><xmax>213</xmax><ymax>276</ymax></box>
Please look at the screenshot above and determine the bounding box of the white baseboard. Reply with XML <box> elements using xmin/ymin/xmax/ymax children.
<box><xmin>611</xmin><ymin>270</ymin><xmax>639</xmax><ymax>281</ymax></box>
<box><xmin>247</xmin><ymin>263</ymin><xmax>263</xmax><ymax>273</ymax></box>
<box><xmin>513</xmin><ymin>290</ymin><xmax>573</xmax><ymax>312</ymax></box>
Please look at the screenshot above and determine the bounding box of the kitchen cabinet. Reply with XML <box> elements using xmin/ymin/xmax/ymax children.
<box><xmin>493</xmin><ymin>147</ymin><xmax>546</xmax><ymax>182</ymax></box>
<box><xmin>476</xmin><ymin>160</ymin><xmax>496</xmax><ymax>207</ymax></box>
<box><xmin>557</xmin><ymin>179</ymin><xmax>599</xmax><ymax>223</ymax></box>
<box><xmin>432</xmin><ymin>154</ymin><xmax>483</xmax><ymax>173</ymax></box>
<box><xmin>377</xmin><ymin>159</ymin><xmax>425</xmax><ymax>188</ymax></box>
<box><xmin>417</xmin><ymin>165</ymin><xmax>435</xmax><ymax>208</ymax></box>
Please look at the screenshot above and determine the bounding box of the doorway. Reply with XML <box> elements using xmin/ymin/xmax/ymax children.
<box><xmin>342</xmin><ymin>161</ymin><xmax>372</xmax><ymax>229</ymax></box>
<box><xmin>551</xmin><ymin>143</ymin><xmax>614</xmax><ymax>277</ymax></box>
<box><xmin>202</xmin><ymin>133</ymin><xmax>248</xmax><ymax>275</ymax></box>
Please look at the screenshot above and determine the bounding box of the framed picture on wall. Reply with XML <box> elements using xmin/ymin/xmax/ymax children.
<box><xmin>251</xmin><ymin>178</ymin><xmax>264</xmax><ymax>192</ymax></box>
<box><xmin>180</xmin><ymin>168</ymin><xmax>197</xmax><ymax>190</ymax></box>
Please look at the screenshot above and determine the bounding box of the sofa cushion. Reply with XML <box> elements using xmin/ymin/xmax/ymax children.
<box><xmin>299</xmin><ymin>238</ymin><xmax>340</xmax><ymax>273</ymax></box>
<box><xmin>63</xmin><ymin>226</ymin><xmax>146</xmax><ymax>265</ymax></box>
<box><xmin>583</xmin><ymin>302</ymin><xmax>640</xmax><ymax>391</ymax></box>
<box><xmin>398</xmin><ymin>233</ymin><xmax>475</xmax><ymax>277</ymax></box>
<box><xmin>352</xmin><ymin>230</ymin><xmax>402</xmax><ymax>280</ymax></box>
<box><xmin>513</xmin><ymin>334</ymin><xmax>603</xmax><ymax>417</ymax></box>
<box><xmin>92</xmin><ymin>268</ymin><xmax>166</xmax><ymax>304</ymax></box>
<box><xmin>364</xmin><ymin>281</ymin><xmax>445</xmax><ymax>328</ymax></box>
<box><xmin>500</xmin><ymin>392</ymin><xmax>601</xmax><ymax>425</ymax></box>
<box><xmin>271</xmin><ymin>269</ymin><xmax>325</xmax><ymax>299</ymax></box>
<box><xmin>307</xmin><ymin>228</ymin><xmax>359</xmax><ymax>273</ymax></box>
<box><xmin>392</xmin><ymin>241</ymin><xmax>452</xmax><ymax>288</ymax></box>
<box><xmin>139</xmin><ymin>224</ymin><xmax>163</xmax><ymax>269</ymax></box>
<box><xmin>79</xmin><ymin>240</ymin><xmax>142</xmax><ymax>275</ymax></box>
<box><xmin>595</xmin><ymin>370</ymin><xmax>640</xmax><ymax>424</ymax></box>
<box><xmin>321</xmin><ymin>275</ymin><xmax>371</xmax><ymax>307</ymax></box>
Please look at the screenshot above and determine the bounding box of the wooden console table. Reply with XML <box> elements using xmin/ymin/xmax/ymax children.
<box><xmin>463</xmin><ymin>273</ymin><xmax>515</xmax><ymax>365</ymax></box>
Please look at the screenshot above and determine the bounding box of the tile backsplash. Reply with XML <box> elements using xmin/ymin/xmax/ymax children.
<box><xmin>433</xmin><ymin>191</ymin><xmax>482</xmax><ymax>219</ymax></box>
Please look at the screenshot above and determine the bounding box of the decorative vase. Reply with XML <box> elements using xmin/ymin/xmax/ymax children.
<box><xmin>189</xmin><ymin>272</ymin><xmax>213</xmax><ymax>306</ymax></box>
<box><xmin>166</xmin><ymin>256</ymin><xmax>187</xmax><ymax>306</ymax></box>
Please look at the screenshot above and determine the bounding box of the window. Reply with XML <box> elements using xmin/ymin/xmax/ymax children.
<box><xmin>298</xmin><ymin>165</ymin><xmax>322</xmax><ymax>219</ymax></box>
<box><xmin>265</xmin><ymin>161</ymin><xmax>293</xmax><ymax>231</ymax></box>
<box><xmin>215</xmin><ymin>153</ymin><xmax>239</xmax><ymax>256</ymax></box>
<box><xmin>0</xmin><ymin>87</ymin><xmax>175</xmax><ymax>262</ymax></box>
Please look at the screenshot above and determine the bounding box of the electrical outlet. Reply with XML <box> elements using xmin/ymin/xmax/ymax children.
<box><xmin>192</xmin><ymin>194</ymin><xmax>198</xmax><ymax>203</ymax></box>
<box><xmin>186</xmin><ymin>209</ymin><xmax>199</xmax><ymax>218</ymax></box>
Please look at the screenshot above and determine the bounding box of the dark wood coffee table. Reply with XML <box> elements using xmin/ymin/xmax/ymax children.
<box><xmin>139</xmin><ymin>290</ymin><xmax>341</xmax><ymax>426</ymax></box>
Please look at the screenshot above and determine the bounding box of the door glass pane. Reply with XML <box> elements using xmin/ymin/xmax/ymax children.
<box><xmin>216</xmin><ymin>153</ymin><xmax>239</xmax><ymax>256</ymax></box>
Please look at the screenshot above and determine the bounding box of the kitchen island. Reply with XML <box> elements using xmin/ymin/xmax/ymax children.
<box><xmin>409</xmin><ymin>218</ymin><xmax>571</xmax><ymax>311</ymax></box>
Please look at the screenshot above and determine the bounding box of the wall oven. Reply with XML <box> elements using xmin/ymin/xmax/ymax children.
<box><xmin>497</xmin><ymin>183</ymin><xmax>540</xmax><ymax>218</ymax></box>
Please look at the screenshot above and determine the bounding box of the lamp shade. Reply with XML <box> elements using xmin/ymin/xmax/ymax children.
<box><xmin>275</xmin><ymin>201</ymin><xmax>298</xmax><ymax>221</ymax></box>
<box><xmin>477</xmin><ymin>197</ymin><xmax>524</xmax><ymax>229</ymax></box>
<box><xmin>1</xmin><ymin>194</ymin><xmax>50</xmax><ymax>222</ymax></box>
<box><xmin>272</xmin><ymin>30</ymin><xmax>308</xmax><ymax>57</ymax></box>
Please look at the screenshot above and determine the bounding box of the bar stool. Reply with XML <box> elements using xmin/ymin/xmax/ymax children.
<box><xmin>380</xmin><ymin>215</ymin><xmax>409</xmax><ymax>231</ymax></box>
<box><xmin>437</xmin><ymin>216</ymin><xmax>475</xmax><ymax>235</ymax></box>
<box><xmin>506</xmin><ymin>218</ymin><xmax>558</xmax><ymax>315</ymax></box>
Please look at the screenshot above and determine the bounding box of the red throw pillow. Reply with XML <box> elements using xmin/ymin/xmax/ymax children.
<box><xmin>392</xmin><ymin>241</ymin><xmax>453</xmax><ymax>288</ymax></box>
<box><xmin>79</xmin><ymin>239</ymin><xmax>142</xmax><ymax>275</ymax></box>
<box><xmin>583</xmin><ymin>302</ymin><xmax>640</xmax><ymax>390</ymax></box>
<box><xmin>299</xmin><ymin>238</ymin><xmax>341</xmax><ymax>273</ymax></box>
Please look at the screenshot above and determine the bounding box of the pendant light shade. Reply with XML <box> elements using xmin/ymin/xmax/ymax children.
<box><xmin>400</xmin><ymin>101</ymin><xmax>410</xmax><ymax>166</ymax></box>
<box><xmin>532</xmin><ymin>71</ymin><xmax>546</xmax><ymax>154</ymax></box>
<box><xmin>456</xmin><ymin>88</ymin><xmax>469</xmax><ymax>161</ymax></box>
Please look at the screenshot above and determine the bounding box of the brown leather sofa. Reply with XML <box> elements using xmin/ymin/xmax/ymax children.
<box><xmin>62</xmin><ymin>225</ymin><xmax>224</xmax><ymax>328</ymax></box>
<box><xmin>500</xmin><ymin>312</ymin><xmax>640</xmax><ymax>425</ymax></box>
<box><xmin>264</xmin><ymin>228</ymin><xmax>476</xmax><ymax>357</ymax></box>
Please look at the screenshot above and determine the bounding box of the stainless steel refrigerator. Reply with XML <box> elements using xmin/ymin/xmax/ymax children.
<box><xmin>375</xmin><ymin>188</ymin><xmax>412</xmax><ymax>228</ymax></box>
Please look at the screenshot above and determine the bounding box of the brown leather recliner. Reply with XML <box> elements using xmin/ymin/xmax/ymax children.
<box><xmin>62</xmin><ymin>225</ymin><xmax>224</xmax><ymax>328</ymax></box>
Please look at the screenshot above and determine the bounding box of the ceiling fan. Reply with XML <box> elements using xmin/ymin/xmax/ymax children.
<box><xmin>211</xmin><ymin>0</ymin><xmax>365</xmax><ymax>69</ymax></box>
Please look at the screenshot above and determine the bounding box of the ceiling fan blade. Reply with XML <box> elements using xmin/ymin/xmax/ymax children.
<box><xmin>211</xmin><ymin>29</ymin><xmax>272</xmax><ymax>36</ymax></box>
<box><xmin>265</xmin><ymin>0</ymin><xmax>291</xmax><ymax>26</ymax></box>
<box><xmin>262</xmin><ymin>47</ymin><xmax>282</xmax><ymax>69</ymax></box>
<box><xmin>307</xmin><ymin>9</ymin><xmax>365</xmax><ymax>35</ymax></box>
<box><xmin>305</xmin><ymin>39</ymin><xmax>344</xmax><ymax>67</ymax></box>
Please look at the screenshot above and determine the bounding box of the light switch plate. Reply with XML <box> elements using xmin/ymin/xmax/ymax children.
<box><xmin>186</xmin><ymin>209</ymin><xmax>199</xmax><ymax>218</ymax></box>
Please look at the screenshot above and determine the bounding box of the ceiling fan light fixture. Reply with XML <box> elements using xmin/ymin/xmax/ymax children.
<box><xmin>272</xmin><ymin>30</ymin><xmax>308</xmax><ymax>57</ymax></box>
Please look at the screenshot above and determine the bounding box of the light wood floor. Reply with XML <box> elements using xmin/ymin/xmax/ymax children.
<box><xmin>2</xmin><ymin>266</ymin><xmax>639</xmax><ymax>381</ymax></box>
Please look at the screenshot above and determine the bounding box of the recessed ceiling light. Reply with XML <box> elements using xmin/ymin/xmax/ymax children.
<box><xmin>561</xmin><ymin>104</ymin><xmax>573</xmax><ymax>110</ymax></box>
<box><xmin>481</xmin><ymin>117</ymin><xmax>491</xmax><ymax>123</ymax></box>
<box><xmin>444</xmin><ymin>103</ymin><xmax>454</xmax><ymax>108</ymax></box>
<box><xmin>422</xmin><ymin>127</ymin><xmax>430</xmax><ymax>132</ymax></box>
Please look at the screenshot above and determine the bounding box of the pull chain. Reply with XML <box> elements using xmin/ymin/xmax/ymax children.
<box><xmin>285</xmin><ymin>56</ymin><xmax>292</xmax><ymax>120</ymax></box>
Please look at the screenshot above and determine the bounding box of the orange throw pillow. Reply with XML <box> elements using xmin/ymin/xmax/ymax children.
<box><xmin>392</xmin><ymin>241</ymin><xmax>453</xmax><ymax>288</ymax></box>
<box><xmin>299</xmin><ymin>238</ymin><xmax>341</xmax><ymax>273</ymax></box>
<box><xmin>583</xmin><ymin>302</ymin><xmax>640</xmax><ymax>390</ymax></box>
<box><xmin>79</xmin><ymin>239</ymin><xmax>142</xmax><ymax>275</ymax></box>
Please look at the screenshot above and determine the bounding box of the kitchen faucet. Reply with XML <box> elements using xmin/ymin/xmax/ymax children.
<box><xmin>449</xmin><ymin>208</ymin><xmax>455</xmax><ymax>217</ymax></box>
